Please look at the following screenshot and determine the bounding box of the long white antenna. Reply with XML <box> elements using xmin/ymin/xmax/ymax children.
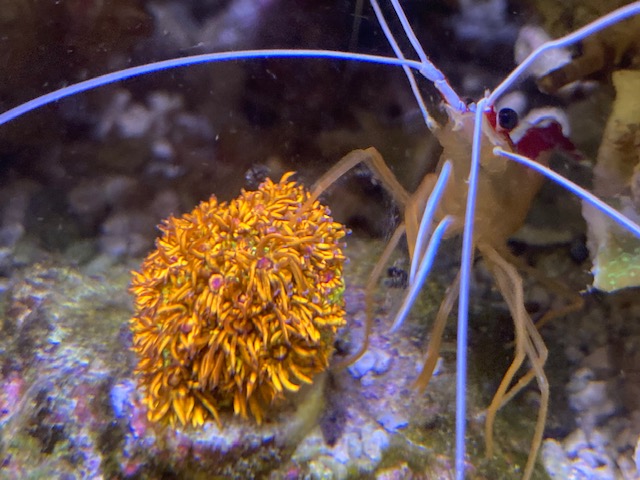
<box><xmin>488</xmin><ymin>2</ymin><xmax>640</xmax><ymax>104</ymax></box>
<box><xmin>0</xmin><ymin>50</ymin><xmax>421</xmax><ymax>127</ymax></box>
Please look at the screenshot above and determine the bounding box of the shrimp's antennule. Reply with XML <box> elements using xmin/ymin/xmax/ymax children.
<box><xmin>387</xmin><ymin>0</ymin><xmax>465</xmax><ymax>112</ymax></box>
<box><xmin>369</xmin><ymin>0</ymin><xmax>433</xmax><ymax>129</ymax></box>
<box><xmin>370</xmin><ymin>0</ymin><xmax>465</xmax><ymax>114</ymax></box>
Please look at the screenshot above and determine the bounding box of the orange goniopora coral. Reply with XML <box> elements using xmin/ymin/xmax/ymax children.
<box><xmin>129</xmin><ymin>172</ymin><xmax>347</xmax><ymax>427</ymax></box>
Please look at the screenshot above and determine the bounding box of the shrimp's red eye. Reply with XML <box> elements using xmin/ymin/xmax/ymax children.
<box><xmin>498</xmin><ymin>108</ymin><xmax>518</xmax><ymax>130</ymax></box>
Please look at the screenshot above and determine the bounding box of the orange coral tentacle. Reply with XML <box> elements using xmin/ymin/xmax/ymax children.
<box><xmin>129</xmin><ymin>172</ymin><xmax>347</xmax><ymax>427</ymax></box>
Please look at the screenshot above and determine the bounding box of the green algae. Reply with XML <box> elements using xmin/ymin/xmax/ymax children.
<box><xmin>589</xmin><ymin>226</ymin><xmax>640</xmax><ymax>291</ymax></box>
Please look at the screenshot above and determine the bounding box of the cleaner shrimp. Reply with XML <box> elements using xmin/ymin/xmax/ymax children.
<box><xmin>305</xmin><ymin>2</ymin><xmax>640</xmax><ymax>478</ymax></box>
<box><xmin>2</xmin><ymin>2</ymin><xmax>640</xmax><ymax>479</ymax></box>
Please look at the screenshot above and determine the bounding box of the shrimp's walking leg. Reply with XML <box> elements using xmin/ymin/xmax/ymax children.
<box><xmin>314</xmin><ymin>148</ymin><xmax>453</xmax><ymax>366</ymax></box>
<box><xmin>501</xmin><ymin>249</ymin><xmax>584</xmax><ymax>331</ymax></box>
<box><xmin>480</xmin><ymin>244</ymin><xmax>548</xmax><ymax>480</ymax></box>
<box><xmin>414</xmin><ymin>272</ymin><xmax>460</xmax><ymax>391</ymax></box>
<box><xmin>333</xmin><ymin>223</ymin><xmax>406</xmax><ymax>369</ymax></box>
<box><xmin>309</xmin><ymin>147</ymin><xmax>413</xmax><ymax>368</ymax></box>
<box><xmin>309</xmin><ymin>147</ymin><xmax>410</xmax><ymax>209</ymax></box>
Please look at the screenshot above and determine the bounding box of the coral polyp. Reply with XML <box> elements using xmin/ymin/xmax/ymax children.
<box><xmin>129</xmin><ymin>172</ymin><xmax>348</xmax><ymax>427</ymax></box>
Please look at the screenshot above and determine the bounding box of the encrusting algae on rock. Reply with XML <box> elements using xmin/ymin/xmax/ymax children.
<box><xmin>129</xmin><ymin>172</ymin><xmax>348</xmax><ymax>427</ymax></box>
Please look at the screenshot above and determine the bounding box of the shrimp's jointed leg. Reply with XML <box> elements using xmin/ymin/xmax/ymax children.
<box><xmin>333</xmin><ymin>222</ymin><xmax>406</xmax><ymax>369</ymax></box>
<box><xmin>312</xmin><ymin>147</ymin><xmax>456</xmax><ymax>368</ymax></box>
<box><xmin>501</xmin><ymin>248</ymin><xmax>584</xmax><ymax>333</ymax></box>
<box><xmin>309</xmin><ymin>147</ymin><xmax>410</xmax><ymax>209</ymax></box>
<box><xmin>309</xmin><ymin>147</ymin><xmax>423</xmax><ymax>367</ymax></box>
<box><xmin>480</xmin><ymin>243</ymin><xmax>549</xmax><ymax>480</ymax></box>
<box><xmin>414</xmin><ymin>272</ymin><xmax>460</xmax><ymax>392</ymax></box>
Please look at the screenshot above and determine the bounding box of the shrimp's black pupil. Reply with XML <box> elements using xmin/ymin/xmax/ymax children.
<box><xmin>498</xmin><ymin>108</ymin><xmax>518</xmax><ymax>130</ymax></box>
